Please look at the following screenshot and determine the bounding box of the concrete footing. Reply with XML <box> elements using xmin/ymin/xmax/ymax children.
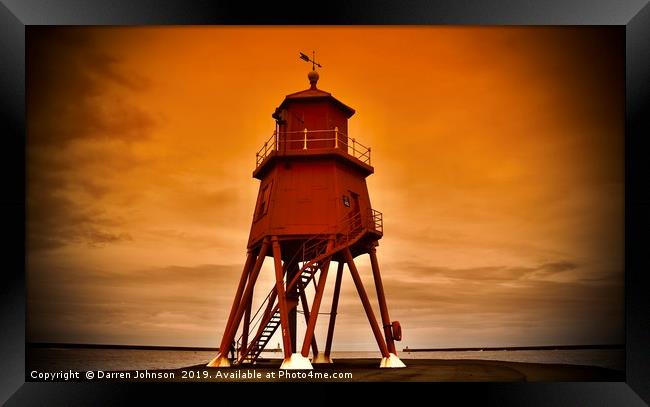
<box><xmin>280</xmin><ymin>353</ymin><xmax>313</xmax><ymax>369</ymax></box>
<box><xmin>206</xmin><ymin>353</ymin><xmax>231</xmax><ymax>368</ymax></box>
<box><xmin>380</xmin><ymin>353</ymin><xmax>406</xmax><ymax>368</ymax></box>
<box><xmin>312</xmin><ymin>353</ymin><xmax>334</xmax><ymax>364</ymax></box>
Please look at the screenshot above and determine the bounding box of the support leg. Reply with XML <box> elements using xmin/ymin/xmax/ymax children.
<box><xmin>241</xmin><ymin>290</ymin><xmax>253</xmax><ymax>356</ymax></box>
<box><xmin>369</xmin><ymin>246</ymin><xmax>396</xmax><ymax>354</ymax></box>
<box><xmin>323</xmin><ymin>261</ymin><xmax>344</xmax><ymax>363</ymax></box>
<box><xmin>238</xmin><ymin>257</ymin><xmax>293</xmax><ymax>362</ymax></box>
<box><xmin>301</xmin><ymin>240</ymin><xmax>335</xmax><ymax>358</ymax></box>
<box><xmin>274</xmin><ymin>238</ymin><xmax>312</xmax><ymax>369</ymax></box>
<box><xmin>299</xmin><ymin>288</ymin><xmax>319</xmax><ymax>356</ymax></box>
<box><xmin>369</xmin><ymin>246</ymin><xmax>405</xmax><ymax>368</ymax></box>
<box><xmin>343</xmin><ymin>248</ymin><xmax>391</xmax><ymax>360</ymax></box>
<box><xmin>208</xmin><ymin>239</ymin><xmax>269</xmax><ymax>367</ymax></box>
<box><xmin>271</xmin><ymin>237</ymin><xmax>292</xmax><ymax>358</ymax></box>
<box><xmin>286</xmin><ymin>262</ymin><xmax>299</xmax><ymax>352</ymax></box>
<box><xmin>219</xmin><ymin>250</ymin><xmax>255</xmax><ymax>348</ymax></box>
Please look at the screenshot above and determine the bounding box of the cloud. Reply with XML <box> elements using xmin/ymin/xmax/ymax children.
<box><xmin>28</xmin><ymin>28</ymin><xmax>154</xmax><ymax>145</ymax></box>
<box><xmin>27</xmin><ymin>28</ymin><xmax>158</xmax><ymax>253</ymax></box>
<box><xmin>28</xmin><ymin>262</ymin><xmax>244</xmax><ymax>346</ymax></box>
<box><xmin>380</xmin><ymin>261</ymin><xmax>579</xmax><ymax>284</ymax></box>
<box><xmin>371</xmin><ymin>262</ymin><xmax>622</xmax><ymax>346</ymax></box>
<box><xmin>26</xmin><ymin>255</ymin><xmax>624</xmax><ymax>348</ymax></box>
<box><xmin>27</xmin><ymin>192</ymin><xmax>135</xmax><ymax>251</ymax></box>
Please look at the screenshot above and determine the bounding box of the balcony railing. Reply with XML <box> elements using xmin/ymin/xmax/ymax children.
<box><xmin>255</xmin><ymin>128</ymin><xmax>372</xmax><ymax>168</ymax></box>
<box><xmin>299</xmin><ymin>208</ymin><xmax>384</xmax><ymax>264</ymax></box>
<box><xmin>370</xmin><ymin>208</ymin><xmax>383</xmax><ymax>234</ymax></box>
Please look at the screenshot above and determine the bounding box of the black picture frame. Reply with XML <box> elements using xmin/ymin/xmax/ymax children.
<box><xmin>1</xmin><ymin>0</ymin><xmax>648</xmax><ymax>405</ymax></box>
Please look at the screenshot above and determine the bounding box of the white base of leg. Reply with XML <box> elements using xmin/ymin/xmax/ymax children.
<box><xmin>311</xmin><ymin>353</ymin><xmax>334</xmax><ymax>364</ymax></box>
<box><xmin>280</xmin><ymin>353</ymin><xmax>313</xmax><ymax>370</ymax></box>
<box><xmin>206</xmin><ymin>353</ymin><xmax>231</xmax><ymax>367</ymax></box>
<box><xmin>380</xmin><ymin>353</ymin><xmax>406</xmax><ymax>368</ymax></box>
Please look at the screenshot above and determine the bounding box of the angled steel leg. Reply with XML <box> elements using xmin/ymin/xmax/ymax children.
<box><xmin>299</xmin><ymin>288</ymin><xmax>319</xmax><ymax>356</ymax></box>
<box><xmin>209</xmin><ymin>238</ymin><xmax>269</xmax><ymax>367</ymax></box>
<box><xmin>221</xmin><ymin>250</ymin><xmax>255</xmax><ymax>347</ymax></box>
<box><xmin>286</xmin><ymin>262</ymin><xmax>299</xmax><ymax>352</ymax></box>
<box><xmin>324</xmin><ymin>261</ymin><xmax>344</xmax><ymax>359</ymax></box>
<box><xmin>275</xmin><ymin>238</ymin><xmax>313</xmax><ymax>369</ymax></box>
<box><xmin>369</xmin><ymin>245</ymin><xmax>397</xmax><ymax>355</ymax></box>
<box><xmin>271</xmin><ymin>237</ymin><xmax>292</xmax><ymax>358</ymax></box>
<box><xmin>241</xmin><ymin>289</ymin><xmax>253</xmax><ymax>356</ymax></box>
<box><xmin>300</xmin><ymin>238</ymin><xmax>335</xmax><ymax>357</ymax></box>
<box><xmin>343</xmin><ymin>248</ymin><xmax>390</xmax><ymax>358</ymax></box>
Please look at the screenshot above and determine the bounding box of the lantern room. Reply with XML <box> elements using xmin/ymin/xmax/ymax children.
<box><xmin>271</xmin><ymin>70</ymin><xmax>353</xmax><ymax>152</ymax></box>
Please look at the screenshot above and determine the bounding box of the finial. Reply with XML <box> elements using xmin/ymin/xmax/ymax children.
<box><xmin>307</xmin><ymin>70</ymin><xmax>319</xmax><ymax>89</ymax></box>
<box><xmin>299</xmin><ymin>51</ymin><xmax>322</xmax><ymax>89</ymax></box>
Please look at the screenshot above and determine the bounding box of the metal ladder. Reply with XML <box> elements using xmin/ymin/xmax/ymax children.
<box><xmin>242</xmin><ymin>307</ymin><xmax>280</xmax><ymax>363</ymax></box>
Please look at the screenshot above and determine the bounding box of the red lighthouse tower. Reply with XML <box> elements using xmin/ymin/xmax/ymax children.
<box><xmin>208</xmin><ymin>59</ymin><xmax>405</xmax><ymax>369</ymax></box>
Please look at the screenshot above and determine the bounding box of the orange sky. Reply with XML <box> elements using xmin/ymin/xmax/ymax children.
<box><xmin>26</xmin><ymin>27</ymin><xmax>624</xmax><ymax>350</ymax></box>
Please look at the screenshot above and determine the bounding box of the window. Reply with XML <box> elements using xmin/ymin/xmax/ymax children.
<box><xmin>255</xmin><ymin>182</ymin><xmax>273</xmax><ymax>220</ymax></box>
<box><xmin>342</xmin><ymin>195</ymin><xmax>350</xmax><ymax>207</ymax></box>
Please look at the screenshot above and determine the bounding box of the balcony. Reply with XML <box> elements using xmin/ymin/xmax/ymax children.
<box><xmin>255</xmin><ymin>128</ymin><xmax>372</xmax><ymax>169</ymax></box>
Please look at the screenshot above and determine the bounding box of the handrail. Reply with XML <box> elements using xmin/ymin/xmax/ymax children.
<box><xmin>255</xmin><ymin>128</ymin><xmax>372</xmax><ymax>167</ymax></box>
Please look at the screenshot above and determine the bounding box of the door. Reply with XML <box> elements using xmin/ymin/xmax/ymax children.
<box><xmin>348</xmin><ymin>191</ymin><xmax>362</xmax><ymax>234</ymax></box>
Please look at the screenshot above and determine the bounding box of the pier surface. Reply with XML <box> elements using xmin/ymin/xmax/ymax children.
<box><xmin>115</xmin><ymin>358</ymin><xmax>623</xmax><ymax>382</ymax></box>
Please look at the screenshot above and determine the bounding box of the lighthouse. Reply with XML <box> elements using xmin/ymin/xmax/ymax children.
<box><xmin>208</xmin><ymin>56</ymin><xmax>405</xmax><ymax>369</ymax></box>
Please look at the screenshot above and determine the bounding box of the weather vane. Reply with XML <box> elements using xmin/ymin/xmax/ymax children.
<box><xmin>299</xmin><ymin>51</ymin><xmax>322</xmax><ymax>71</ymax></box>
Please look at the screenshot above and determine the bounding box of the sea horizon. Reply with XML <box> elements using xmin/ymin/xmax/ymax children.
<box><xmin>26</xmin><ymin>342</ymin><xmax>625</xmax><ymax>373</ymax></box>
<box><xmin>26</xmin><ymin>341</ymin><xmax>625</xmax><ymax>353</ymax></box>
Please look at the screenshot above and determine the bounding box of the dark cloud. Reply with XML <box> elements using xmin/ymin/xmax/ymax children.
<box><xmin>27</xmin><ymin>192</ymin><xmax>132</xmax><ymax>251</ymax></box>
<box><xmin>28</xmin><ymin>262</ymin><xmax>244</xmax><ymax>345</ymax></box>
<box><xmin>370</xmin><ymin>262</ymin><xmax>621</xmax><ymax>345</ymax></box>
<box><xmin>27</xmin><ymin>28</ymin><xmax>157</xmax><ymax>252</ymax></box>
<box><xmin>26</xmin><ymin>257</ymin><xmax>624</xmax><ymax>347</ymax></box>
<box><xmin>383</xmin><ymin>261</ymin><xmax>579</xmax><ymax>284</ymax></box>
<box><xmin>27</xmin><ymin>28</ymin><xmax>154</xmax><ymax>145</ymax></box>
<box><xmin>538</xmin><ymin>261</ymin><xmax>577</xmax><ymax>273</ymax></box>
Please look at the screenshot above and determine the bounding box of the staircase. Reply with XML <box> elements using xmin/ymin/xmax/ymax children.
<box><xmin>235</xmin><ymin>209</ymin><xmax>381</xmax><ymax>364</ymax></box>
<box><xmin>241</xmin><ymin>307</ymin><xmax>280</xmax><ymax>363</ymax></box>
